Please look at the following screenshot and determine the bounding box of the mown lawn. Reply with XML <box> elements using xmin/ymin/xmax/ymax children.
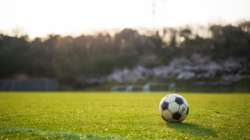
<box><xmin>0</xmin><ymin>92</ymin><xmax>250</xmax><ymax>140</ymax></box>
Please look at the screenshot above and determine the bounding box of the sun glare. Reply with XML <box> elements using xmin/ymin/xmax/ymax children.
<box><xmin>0</xmin><ymin>0</ymin><xmax>249</xmax><ymax>37</ymax></box>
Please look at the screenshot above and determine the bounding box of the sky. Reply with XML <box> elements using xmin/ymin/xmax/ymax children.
<box><xmin>0</xmin><ymin>0</ymin><xmax>250</xmax><ymax>37</ymax></box>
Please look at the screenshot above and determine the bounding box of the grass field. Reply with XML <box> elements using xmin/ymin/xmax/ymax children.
<box><xmin>0</xmin><ymin>92</ymin><xmax>250</xmax><ymax>140</ymax></box>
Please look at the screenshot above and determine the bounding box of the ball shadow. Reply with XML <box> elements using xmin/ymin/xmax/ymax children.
<box><xmin>167</xmin><ymin>122</ymin><xmax>217</xmax><ymax>137</ymax></box>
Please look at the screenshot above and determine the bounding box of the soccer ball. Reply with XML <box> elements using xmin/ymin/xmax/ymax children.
<box><xmin>159</xmin><ymin>94</ymin><xmax>189</xmax><ymax>122</ymax></box>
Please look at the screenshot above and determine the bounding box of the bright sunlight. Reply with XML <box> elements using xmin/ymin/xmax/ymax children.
<box><xmin>0</xmin><ymin>0</ymin><xmax>249</xmax><ymax>37</ymax></box>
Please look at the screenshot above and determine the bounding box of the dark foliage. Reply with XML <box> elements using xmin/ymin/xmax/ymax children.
<box><xmin>0</xmin><ymin>22</ymin><xmax>250</xmax><ymax>84</ymax></box>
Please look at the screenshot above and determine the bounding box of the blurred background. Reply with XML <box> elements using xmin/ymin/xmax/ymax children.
<box><xmin>0</xmin><ymin>0</ymin><xmax>249</xmax><ymax>92</ymax></box>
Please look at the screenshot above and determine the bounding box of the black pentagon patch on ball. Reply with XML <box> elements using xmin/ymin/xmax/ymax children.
<box><xmin>175</xmin><ymin>97</ymin><xmax>184</xmax><ymax>105</ymax></box>
<box><xmin>161</xmin><ymin>101</ymin><xmax>169</xmax><ymax>110</ymax></box>
<box><xmin>186</xmin><ymin>107</ymin><xmax>189</xmax><ymax>115</ymax></box>
<box><xmin>172</xmin><ymin>112</ymin><xmax>182</xmax><ymax>120</ymax></box>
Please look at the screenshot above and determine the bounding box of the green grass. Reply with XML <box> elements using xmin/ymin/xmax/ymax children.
<box><xmin>0</xmin><ymin>92</ymin><xmax>250</xmax><ymax>140</ymax></box>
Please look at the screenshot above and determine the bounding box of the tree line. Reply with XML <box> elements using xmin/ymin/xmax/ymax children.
<box><xmin>0</xmin><ymin>21</ymin><xmax>250</xmax><ymax>86</ymax></box>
